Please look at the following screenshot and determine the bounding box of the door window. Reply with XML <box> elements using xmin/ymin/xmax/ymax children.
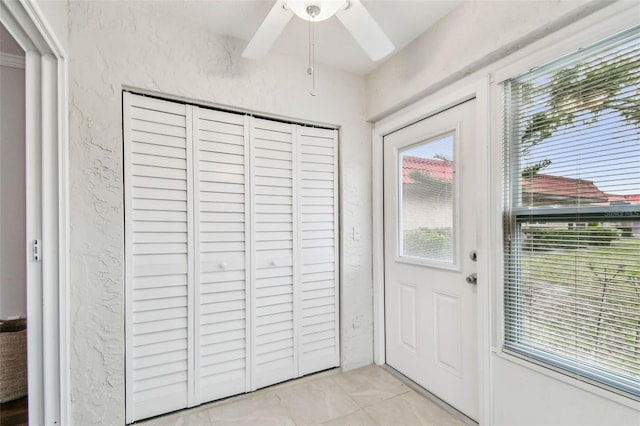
<box><xmin>398</xmin><ymin>133</ymin><xmax>456</xmax><ymax>265</ymax></box>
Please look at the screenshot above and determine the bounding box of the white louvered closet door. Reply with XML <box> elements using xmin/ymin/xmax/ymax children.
<box><xmin>124</xmin><ymin>93</ymin><xmax>194</xmax><ymax>423</ymax></box>
<box><xmin>296</xmin><ymin>126</ymin><xmax>340</xmax><ymax>375</ymax></box>
<box><xmin>250</xmin><ymin>118</ymin><xmax>298</xmax><ymax>390</ymax></box>
<box><xmin>193</xmin><ymin>108</ymin><xmax>250</xmax><ymax>403</ymax></box>
<box><xmin>125</xmin><ymin>94</ymin><xmax>340</xmax><ymax>422</ymax></box>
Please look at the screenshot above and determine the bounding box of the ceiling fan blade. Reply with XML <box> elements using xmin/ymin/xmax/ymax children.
<box><xmin>336</xmin><ymin>0</ymin><xmax>394</xmax><ymax>62</ymax></box>
<box><xmin>242</xmin><ymin>0</ymin><xmax>293</xmax><ymax>59</ymax></box>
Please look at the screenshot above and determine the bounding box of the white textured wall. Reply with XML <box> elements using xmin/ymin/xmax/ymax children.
<box><xmin>68</xmin><ymin>1</ymin><xmax>372</xmax><ymax>423</ymax></box>
<box><xmin>0</xmin><ymin>62</ymin><xmax>26</xmax><ymax>320</ymax></box>
<box><xmin>366</xmin><ymin>0</ymin><xmax>611</xmax><ymax>120</ymax></box>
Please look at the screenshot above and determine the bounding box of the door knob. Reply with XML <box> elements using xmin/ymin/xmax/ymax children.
<box><xmin>466</xmin><ymin>273</ymin><xmax>477</xmax><ymax>285</ymax></box>
<box><xmin>271</xmin><ymin>260</ymin><xmax>279</xmax><ymax>266</ymax></box>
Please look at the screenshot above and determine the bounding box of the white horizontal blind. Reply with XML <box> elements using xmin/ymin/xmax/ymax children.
<box><xmin>503</xmin><ymin>28</ymin><xmax>640</xmax><ymax>397</ymax></box>
<box><xmin>193</xmin><ymin>108</ymin><xmax>249</xmax><ymax>403</ymax></box>
<box><xmin>250</xmin><ymin>117</ymin><xmax>297</xmax><ymax>389</ymax></box>
<box><xmin>297</xmin><ymin>126</ymin><xmax>340</xmax><ymax>375</ymax></box>
<box><xmin>124</xmin><ymin>93</ymin><xmax>193</xmax><ymax>422</ymax></box>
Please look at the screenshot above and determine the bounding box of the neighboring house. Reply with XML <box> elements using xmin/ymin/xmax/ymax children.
<box><xmin>605</xmin><ymin>193</ymin><xmax>640</xmax><ymax>236</ymax></box>
<box><xmin>402</xmin><ymin>156</ymin><xmax>453</xmax><ymax>231</ymax></box>
<box><xmin>520</xmin><ymin>174</ymin><xmax>608</xmax><ymax>206</ymax></box>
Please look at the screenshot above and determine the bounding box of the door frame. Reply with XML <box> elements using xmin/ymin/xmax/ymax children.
<box><xmin>0</xmin><ymin>0</ymin><xmax>68</xmax><ymax>424</ymax></box>
<box><xmin>372</xmin><ymin>77</ymin><xmax>491</xmax><ymax>425</ymax></box>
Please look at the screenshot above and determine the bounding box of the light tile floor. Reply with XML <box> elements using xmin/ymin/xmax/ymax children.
<box><xmin>139</xmin><ymin>365</ymin><xmax>468</xmax><ymax>426</ymax></box>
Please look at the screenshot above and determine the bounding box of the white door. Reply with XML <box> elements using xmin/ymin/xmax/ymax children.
<box><xmin>384</xmin><ymin>99</ymin><xmax>478</xmax><ymax>420</ymax></box>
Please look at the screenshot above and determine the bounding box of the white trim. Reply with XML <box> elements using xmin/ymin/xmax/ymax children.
<box><xmin>0</xmin><ymin>0</ymin><xmax>68</xmax><ymax>424</ymax></box>
<box><xmin>372</xmin><ymin>77</ymin><xmax>491</xmax><ymax>425</ymax></box>
<box><xmin>474</xmin><ymin>76</ymin><xmax>492</xmax><ymax>426</ymax></box>
<box><xmin>0</xmin><ymin>52</ymin><xmax>25</xmax><ymax>68</ymax></box>
<box><xmin>24</xmin><ymin>49</ymin><xmax>44</xmax><ymax>424</ymax></box>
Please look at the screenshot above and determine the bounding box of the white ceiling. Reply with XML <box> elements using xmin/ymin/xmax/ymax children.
<box><xmin>130</xmin><ymin>0</ymin><xmax>462</xmax><ymax>74</ymax></box>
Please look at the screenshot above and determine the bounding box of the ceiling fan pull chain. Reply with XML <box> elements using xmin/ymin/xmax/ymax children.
<box><xmin>310</xmin><ymin>17</ymin><xmax>317</xmax><ymax>96</ymax></box>
<box><xmin>302</xmin><ymin>4</ymin><xmax>318</xmax><ymax>97</ymax></box>
<box><xmin>307</xmin><ymin>17</ymin><xmax>312</xmax><ymax>76</ymax></box>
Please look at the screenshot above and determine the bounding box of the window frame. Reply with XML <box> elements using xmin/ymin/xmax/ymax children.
<box><xmin>500</xmin><ymin>26</ymin><xmax>640</xmax><ymax>401</ymax></box>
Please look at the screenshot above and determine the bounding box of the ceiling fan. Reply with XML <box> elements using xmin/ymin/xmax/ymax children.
<box><xmin>242</xmin><ymin>0</ymin><xmax>395</xmax><ymax>62</ymax></box>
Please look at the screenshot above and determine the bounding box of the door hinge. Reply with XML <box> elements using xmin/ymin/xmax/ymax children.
<box><xmin>33</xmin><ymin>239</ymin><xmax>41</xmax><ymax>262</ymax></box>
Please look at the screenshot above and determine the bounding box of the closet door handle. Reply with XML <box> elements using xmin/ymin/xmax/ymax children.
<box><xmin>219</xmin><ymin>262</ymin><xmax>228</xmax><ymax>270</ymax></box>
<box><xmin>271</xmin><ymin>260</ymin><xmax>279</xmax><ymax>267</ymax></box>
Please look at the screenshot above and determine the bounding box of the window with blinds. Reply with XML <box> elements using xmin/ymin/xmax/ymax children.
<box><xmin>503</xmin><ymin>27</ymin><xmax>640</xmax><ymax>398</ymax></box>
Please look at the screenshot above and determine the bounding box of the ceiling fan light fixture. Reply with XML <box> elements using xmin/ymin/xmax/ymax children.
<box><xmin>284</xmin><ymin>0</ymin><xmax>347</xmax><ymax>22</ymax></box>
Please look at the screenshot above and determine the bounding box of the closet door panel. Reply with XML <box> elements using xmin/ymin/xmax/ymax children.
<box><xmin>297</xmin><ymin>127</ymin><xmax>340</xmax><ymax>375</ymax></box>
<box><xmin>125</xmin><ymin>93</ymin><xmax>193</xmax><ymax>423</ymax></box>
<box><xmin>250</xmin><ymin>118</ymin><xmax>297</xmax><ymax>389</ymax></box>
<box><xmin>194</xmin><ymin>108</ymin><xmax>250</xmax><ymax>403</ymax></box>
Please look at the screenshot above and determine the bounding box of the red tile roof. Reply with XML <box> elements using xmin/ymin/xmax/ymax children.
<box><xmin>605</xmin><ymin>193</ymin><xmax>640</xmax><ymax>205</ymax></box>
<box><xmin>521</xmin><ymin>174</ymin><xmax>608</xmax><ymax>203</ymax></box>
<box><xmin>402</xmin><ymin>156</ymin><xmax>453</xmax><ymax>184</ymax></box>
<box><xmin>403</xmin><ymin>156</ymin><xmax>640</xmax><ymax>206</ymax></box>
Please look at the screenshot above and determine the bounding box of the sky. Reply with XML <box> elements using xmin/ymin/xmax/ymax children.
<box><xmin>401</xmin><ymin>133</ymin><xmax>453</xmax><ymax>161</ymax></box>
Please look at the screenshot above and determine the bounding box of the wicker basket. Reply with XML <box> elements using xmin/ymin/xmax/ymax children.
<box><xmin>0</xmin><ymin>319</ymin><xmax>27</xmax><ymax>403</ymax></box>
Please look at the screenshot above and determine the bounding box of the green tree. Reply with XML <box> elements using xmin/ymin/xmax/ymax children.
<box><xmin>518</xmin><ymin>51</ymin><xmax>640</xmax><ymax>177</ymax></box>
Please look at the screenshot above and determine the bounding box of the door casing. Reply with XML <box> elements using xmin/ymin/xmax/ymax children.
<box><xmin>0</xmin><ymin>1</ymin><xmax>68</xmax><ymax>424</ymax></box>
